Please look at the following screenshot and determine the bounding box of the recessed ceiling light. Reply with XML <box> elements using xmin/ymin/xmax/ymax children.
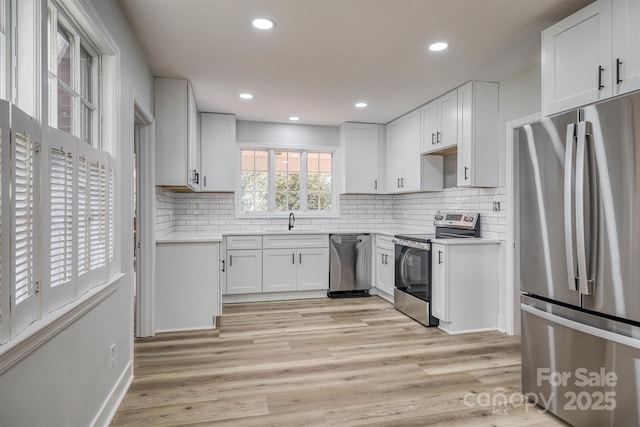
<box><xmin>289</xmin><ymin>116</ymin><xmax>300</xmax><ymax>121</ymax></box>
<box><xmin>239</xmin><ymin>93</ymin><xmax>253</xmax><ymax>100</ymax></box>
<box><xmin>428</xmin><ymin>42</ymin><xmax>449</xmax><ymax>52</ymax></box>
<box><xmin>252</xmin><ymin>18</ymin><xmax>275</xmax><ymax>30</ymax></box>
<box><xmin>355</xmin><ymin>102</ymin><xmax>368</xmax><ymax>108</ymax></box>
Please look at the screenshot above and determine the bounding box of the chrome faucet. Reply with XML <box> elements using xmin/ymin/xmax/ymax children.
<box><xmin>288</xmin><ymin>212</ymin><xmax>295</xmax><ymax>230</ymax></box>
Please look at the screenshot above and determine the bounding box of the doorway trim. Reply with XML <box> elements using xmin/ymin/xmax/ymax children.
<box><xmin>505</xmin><ymin>112</ymin><xmax>540</xmax><ymax>336</ymax></box>
<box><xmin>132</xmin><ymin>94</ymin><xmax>156</xmax><ymax>338</ymax></box>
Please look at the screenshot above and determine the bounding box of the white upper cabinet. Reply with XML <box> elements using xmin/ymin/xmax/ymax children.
<box><xmin>421</xmin><ymin>89</ymin><xmax>458</xmax><ymax>154</ymax></box>
<box><xmin>386</xmin><ymin>110</ymin><xmax>443</xmax><ymax>194</ymax></box>
<box><xmin>155</xmin><ymin>78</ymin><xmax>200</xmax><ymax>190</ymax></box>
<box><xmin>612</xmin><ymin>0</ymin><xmax>640</xmax><ymax>96</ymax></box>
<box><xmin>401</xmin><ymin>109</ymin><xmax>422</xmax><ymax>192</ymax></box>
<box><xmin>200</xmin><ymin>113</ymin><xmax>237</xmax><ymax>192</ymax></box>
<box><xmin>340</xmin><ymin>122</ymin><xmax>383</xmax><ymax>194</ymax></box>
<box><xmin>542</xmin><ymin>0</ymin><xmax>613</xmax><ymax>116</ymax></box>
<box><xmin>385</xmin><ymin>118</ymin><xmax>403</xmax><ymax>192</ymax></box>
<box><xmin>457</xmin><ymin>81</ymin><xmax>499</xmax><ymax>188</ymax></box>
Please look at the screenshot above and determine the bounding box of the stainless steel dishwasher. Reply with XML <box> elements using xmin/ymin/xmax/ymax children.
<box><xmin>328</xmin><ymin>234</ymin><xmax>372</xmax><ymax>297</ymax></box>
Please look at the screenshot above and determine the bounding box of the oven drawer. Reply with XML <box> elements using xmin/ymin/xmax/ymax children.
<box><xmin>394</xmin><ymin>289</ymin><xmax>438</xmax><ymax>326</ymax></box>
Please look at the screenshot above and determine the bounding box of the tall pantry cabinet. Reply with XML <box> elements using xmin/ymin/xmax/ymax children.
<box><xmin>155</xmin><ymin>78</ymin><xmax>201</xmax><ymax>190</ymax></box>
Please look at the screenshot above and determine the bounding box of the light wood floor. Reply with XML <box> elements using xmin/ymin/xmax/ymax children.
<box><xmin>112</xmin><ymin>297</ymin><xmax>566</xmax><ymax>426</ymax></box>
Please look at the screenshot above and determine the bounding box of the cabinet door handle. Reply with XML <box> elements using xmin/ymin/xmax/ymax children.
<box><xmin>464</xmin><ymin>166</ymin><xmax>469</xmax><ymax>181</ymax></box>
<box><xmin>616</xmin><ymin>59</ymin><xmax>622</xmax><ymax>85</ymax></box>
<box><xmin>598</xmin><ymin>66</ymin><xmax>604</xmax><ymax>90</ymax></box>
<box><xmin>431</xmin><ymin>133</ymin><xmax>436</xmax><ymax>145</ymax></box>
<box><xmin>397</xmin><ymin>178</ymin><xmax>400</xmax><ymax>188</ymax></box>
<box><xmin>438</xmin><ymin>250</ymin><xmax>443</xmax><ymax>265</ymax></box>
<box><xmin>203</xmin><ymin>175</ymin><xmax>207</xmax><ymax>187</ymax></box>
<box><xmin>221</xmin><ymin>259</ymin><xmax>225</xmax><ymax>272</ymax></box>
<box><xmin>229</xmin><ymin>255</ymin><xmax>232</xmax><ymax>266</ymax></box>
<box><xmin>437</xmin><ymin>131</ymin><xmax>441</xmax><ymax>143</ymax></box>
<box><xmin>401</xmin><ymin>177</ymin><xmax>404</xmax><ymax>188</ymax></box>
<box><xmin>299</xmin><ymin>253</ymin><xmax>302</xmax><ymax>264</ymax></box>
<box><xmin>385</xmin><ymin>254</ymin><xmax>389</xmax><ymax>264</ymax></box>
<box><xmin>292</xmin><ymin>253</ymin><xmax>295</xmax><ymax>264</ymax></box>
<box><xmin>374</xmin><ymin>180</ymin><xmax>378</xmax><ymax>190</ymax></box>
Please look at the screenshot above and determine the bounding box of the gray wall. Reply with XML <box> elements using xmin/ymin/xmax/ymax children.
<box><xmin>498</xmin><ymin>64</ymin><xmax>541</xmax><ymax>185</ymax></box>
<box><xmin>0</xmin><ymin>0</ymin><xmax>154</xmax><ymax>425</ymax></box>
<box><xmin>237</xmin><ymin>120</ymin><xmax>340</xmax><ymax>147</ymax></box>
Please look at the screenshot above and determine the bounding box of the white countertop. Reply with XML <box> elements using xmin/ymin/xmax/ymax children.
<box><xmin>432</xmin><ymin>238</ymin><xmax>500</xmax><ymax>245</ymax></box>
<box><xmin>156</xmin><ymin>233</ymin><xmax>223</xmax><ymax>243</ymax></box>
<box><xmin>156</xmin><ymin>230</ymin><xmax>501</xmax><ymax>244</ymax></box>
<box><xmin>156</xmin><ymin>229</ymin><xmax>399</xmax><ymax>243</ymax></box>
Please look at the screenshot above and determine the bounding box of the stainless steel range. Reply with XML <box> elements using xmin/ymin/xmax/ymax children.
<box><xmin>392</xmin><ymin>211</ymin><xmax>480</xmax><ymax>326</ymax></box>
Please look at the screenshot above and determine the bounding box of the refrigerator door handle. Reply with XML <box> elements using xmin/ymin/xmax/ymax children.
<box><xmin>564</xmin><ymin>123</ymin><xmax>578</xmax><ymax>291</ymax></box>
<box><xmin>521</xmin><ymin>303</ymin><xmax>640</xmax><ymax>349</ymax></box>
<box><xmin>585</xmin><ymin>122</ymin><xmax>598</xmax><ymax>295</ymax></box>
<box><xmin>575</xmin><ymin>121</ymin><xmax>595</xmax><ymax>296</ymax></box>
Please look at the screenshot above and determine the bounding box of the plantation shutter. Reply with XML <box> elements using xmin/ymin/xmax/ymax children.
<box><xmin>76</xmin><ymin>142</ymin><xmax>90</xmax><ymax>294</ymax></box>
<box><xmin>46</xmin><ymin>128</ymin><xmax>77</xmax><ymax>309</ymax></box>
<box><xmin>10</xmin><ymin>105</ymin><xmax>39</xmax><ymax>337</ymax></box>
<box><xmin>0</xmin><ymin>100</ymin><xmax>9</xmax><ymax>344</ymax></box>
<box><xmin>108</xmin><ymin>157</ymin><xmax>115</xmax><ymax>272</ymax></box>
<box><xmin>88</xmin><ymin>149</ymin><xmax>108</xmax><ymax>286</ymax></box>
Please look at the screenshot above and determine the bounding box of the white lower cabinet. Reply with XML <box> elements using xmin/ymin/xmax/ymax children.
<box><xmin>297</xmin><ymin>247</ymin><xmax>330</xmax><ymax>291</ymax></box>
<box><xmin>156</xmin><ymin>242</ymin><xmax>220</xmax><ymax>332</ymax></box>
<box><xmin>263</xmin><ymin>237</ymin><xmax>329</xmax><ymax>292</ymax></box>
<box><xmin>225</xmin><ymin>234</ymin><xmax>329</xmax><ymax>297</ymax></box>
<box><xmin>226</xmin><ymin>249</ymin><xmax>263</xmax><ymax>294</ymax></box>
<box><xmin>263</xmin><ymin>249</ymin><xmax>298</xmax><ymax>292</ymax></box>
<box><xmin>431</xmin><ymin>241</ymin><xmax>499</xmax><ymax>334</ymax></box>
<box><xmin>374</xmin><ymin>235</ymin><xmax>395</xmax><ymax>298</ymax></box>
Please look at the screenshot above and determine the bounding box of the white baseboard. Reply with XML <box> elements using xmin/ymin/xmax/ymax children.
<box><xmin>156</xmin><ymin>325</ymin><xmax>217</xmax><ymax>334</ymax></box>
<box><xmin>222</xmin><ymin>290</ymin><xmax>327</xmax><ymax>304</ymax></box>
<box><xmin>438</xmin><ymin>325</ymin><xmax>500</xmax><ymax>335</ymax></box>
<box><xmin>370</xmin><ymin>288</ymin><xmax>394</xmax><ymax>303</ymax></box>
<box><xmin>91</xmin><ymin>360</ymin><xmax>133</xmax><ymax>427</ymax></box>
<box><xmin>497</xmin><ymin>315</ymin><xmax>509</xmax><ymax>334</ymax></box>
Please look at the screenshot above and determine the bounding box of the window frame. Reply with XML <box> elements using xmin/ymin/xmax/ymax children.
<box><xmin>0</xmin><ymin>0</ymin><xmax>121</xmax><ymax>361</ymax></box>
<box><xmin>47</xmin><ymin>2</ymin><xmax>100</xmax><ymax>148</ymax></box>
<box><xmin>236</xmin><ymin>145</ymin><xmax>339</xmax><ymax>218</ymax></box>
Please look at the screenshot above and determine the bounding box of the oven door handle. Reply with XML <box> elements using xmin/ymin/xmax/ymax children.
<box><xmin>392</xmin><ymin>239</ymin><xmax>431</xmax><ymax>250</ymax></box>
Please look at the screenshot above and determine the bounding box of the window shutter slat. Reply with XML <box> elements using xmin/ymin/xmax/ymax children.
<box><xmin>13</xmin><ymin>129</ymin><xmax>35</xmax><ymax>306</ymax></box>
<box><xmin>49</xmin><ymin>146</ymin><xmax>73</xmax><ymax>288</ymax></box>
<box><xmin>108</xmin><ymin>165</ymin><xmax>114</xmax><ymax>265</ymax></box>
<box><xmin>77</xmin><ymin>154</ymin><xmax>89</xmax><ymax>277</ymax></box>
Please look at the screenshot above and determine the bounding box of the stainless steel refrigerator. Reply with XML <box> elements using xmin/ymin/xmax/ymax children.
<box><xmin>518</xmin><ymin>92</ymin><xmax>640</xmax><ymax>426</ymax></box>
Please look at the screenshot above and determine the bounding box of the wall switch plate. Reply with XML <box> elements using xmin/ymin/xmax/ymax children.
<box><xmin>109</xmin><ymin>343</ymin><xmax>116</xmax><ymax>369</ymax></box>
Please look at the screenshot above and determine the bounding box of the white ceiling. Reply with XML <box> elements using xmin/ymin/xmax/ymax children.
<box><xmin>119</xmin><ymin>0</ymin><xmax>593</xmax><ymax>126</ymax></box>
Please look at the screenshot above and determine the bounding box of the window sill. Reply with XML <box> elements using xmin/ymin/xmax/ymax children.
<box><xmin>0</xmin><ymin>273</ymin><xmax>124</xmax><ymax>375</ymax></box>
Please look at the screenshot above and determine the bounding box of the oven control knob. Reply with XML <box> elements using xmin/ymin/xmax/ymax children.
<box><xmin>464</xmin><ymin>216</ymin><xmax>474</xmax><ymax>222</ymax></box>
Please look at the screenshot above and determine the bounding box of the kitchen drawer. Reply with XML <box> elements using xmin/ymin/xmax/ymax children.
<box><xmin>226</xmin><ymin>235</ymin><xmax>262</xmax><ymax>250</ymax></box>
<box><xmin>263</xmin><ymin>234</ymin><xmax>329</xmax><ymax>249</ymax></box>
<box><xmin>376</xmin><ymin>234</ymin><xmax>395</xmax><ymax>250</ymax></box>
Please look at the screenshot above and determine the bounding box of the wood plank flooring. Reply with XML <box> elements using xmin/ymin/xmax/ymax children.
<box><xmin>111</xmin><ymin>297</ymin><xmax>567</xmax><ymax>426</ymax></box>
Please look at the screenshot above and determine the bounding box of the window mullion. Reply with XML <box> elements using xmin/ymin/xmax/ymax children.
<box><xmin>72</xmin><ymin>30</ymin><xmax>81</xmax><ymax>139</ymax></box>
<box><xmin>300</xmin><ymin>151</ymin><xmax>308</xmax><ymax>212</ymax></box>
<box><xmin>268</xmin><ymin>149</ymin><xmax>275</xmax><ymax>213</ymax></box>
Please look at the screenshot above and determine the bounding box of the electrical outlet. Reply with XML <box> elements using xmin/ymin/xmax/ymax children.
<box><xmin>109</xmin><ymin>343</ymin><xmax>116</xmax><ymax>369</ymax></box>
<box><xmin>492</xmin><ymin>201</ymin><xmax>501</xmax><ymax>212</ymax></box>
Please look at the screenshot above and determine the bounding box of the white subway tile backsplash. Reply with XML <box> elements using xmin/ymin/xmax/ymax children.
<box><xmin>155</xmin><ymin>185</ymin><xmax>508</xmax><ymax>240</ymax></box>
